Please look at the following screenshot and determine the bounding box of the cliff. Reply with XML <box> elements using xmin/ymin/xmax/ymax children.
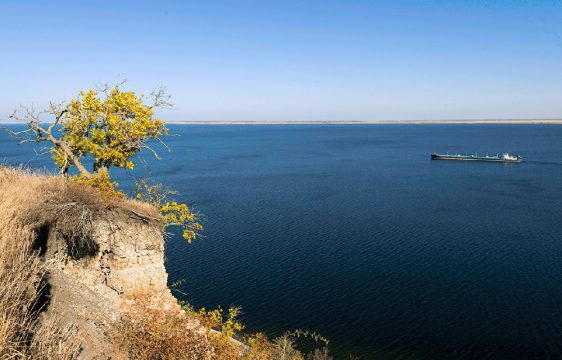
<box><xmin>0</xmin><ymin>167</ymin><xmax>204</xmax><ymax>359</ymax></box>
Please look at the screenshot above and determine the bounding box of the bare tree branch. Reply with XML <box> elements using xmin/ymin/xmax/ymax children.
<box><xmin>141</xmin><ymin>144</ymin><xmax>161</xmax><ymax>160</ymax></box>
<box><xmin>150</xmin><ymin>87</ymin><xmax>173</xmax><ymax>109</ymax></box>
<box><xmin>96</xmin><ymin>79</ymin><xmax>127</xmax><ymax>96</ymax></box>
<box><xmin>154</xmin><ymin>136</ymin><xmax>171</xmax><ymax>152</ymax></box>
<box><xmin>3</xmin><ymin>103</ymin><xmax>92</xmax><ymax>177</ymax></box>
<box><xmin>47</xmin><ymin>101</ymin><xmax>67</xmax><ymax>132</ymax></box>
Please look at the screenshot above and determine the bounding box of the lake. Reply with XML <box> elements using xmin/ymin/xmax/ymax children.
<box><xmin>2</xmin><ymin>124</ymin><xmax>562</xmax><ymax>359</ymax></box>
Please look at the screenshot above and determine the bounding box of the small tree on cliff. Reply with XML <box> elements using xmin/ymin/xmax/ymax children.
<box><xmin>7</xmin><ymin>84</ymin><xmax>169</xmax><ymax>179</ymax></box>
<box><xmin>5</xmin><ymin>83</ymin><xmax>201</xmax><ymax>242</ymax></box>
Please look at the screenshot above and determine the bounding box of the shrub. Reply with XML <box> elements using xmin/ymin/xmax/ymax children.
<box><xmin>110</xmin><ymin>306</ymin><xmax>212</xmax><ymax>360</ymax></box>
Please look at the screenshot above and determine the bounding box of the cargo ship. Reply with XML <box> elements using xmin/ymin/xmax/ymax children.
<box><xmin>430</xmin><ymin>152</ymin><xmax>522</xmax><ymax>163</ymax></box>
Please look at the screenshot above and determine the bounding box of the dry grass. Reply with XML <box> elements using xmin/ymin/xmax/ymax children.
<box><xmin>0</xmin><ymin>166</ymin><xmax>161</xmax><ymax>257</ymax></box>
<box><xmin>0</xmin><ymin>226</ymin><xmax>81</xmax><ymax>359</ymax></box>
<box><xmin>0</xmin><ymin>226</ymin><xmax>42</xmax><ymax>357</ymax></box>
<box><xmin>108</xmin><ymin>295</ymin><xmax>332</xmax><ymax>360</ymax></box>
<box><xmin>110</xmin><ymin>304</ymin><xmax>213</xmax><ymax>360</ymax></box>
<box><xmin>109</xmin><ymin>292</ymin><xmax>249</xmax><ymax>360</ymax></box>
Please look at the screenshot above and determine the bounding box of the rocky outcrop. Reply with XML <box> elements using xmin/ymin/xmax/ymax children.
<box><xmin>43</xmin><ymin>207</ymin><xmax>184</xmax><ymax>358</ymax></box>
<box><xmin>46</xmin><ymin>207</ymin><xmax>179</xmax><ymax>312</ymax></box>
<box><xmin>0</xmin><ymin>168</ymin><xmax>191</xmax><ymax>359</ymax></box>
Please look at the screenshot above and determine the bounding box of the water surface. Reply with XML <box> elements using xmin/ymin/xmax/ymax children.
<box><xmin>2</xmin><ymin>124</ymin><xmax>562</xmax><ymax>359</ymax></box>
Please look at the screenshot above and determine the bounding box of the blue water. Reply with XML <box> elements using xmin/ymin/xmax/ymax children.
<box><xmin>2</xmin><ymin>124</ymin><xmax>562</xmax><ymax>359</ymax></box>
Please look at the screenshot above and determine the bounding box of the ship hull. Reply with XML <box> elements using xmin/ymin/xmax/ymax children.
<box><xmin>431</xmin><ymin>153</ymin><xmax>522</xmax><ymax>163</ymax></box>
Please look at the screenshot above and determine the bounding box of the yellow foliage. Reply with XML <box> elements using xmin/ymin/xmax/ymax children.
<box><xmin>134</xmin><ymin>179</ymin><xmax>203</xmax><ymax>243</ymax></box>
<box><xmin>51</xmin><ymin>145</ymin><xmax>70</xmax><ymax>170</ymax></box>
<box><xmin>161</xmin><ymin>201</ymin><xmax>203</xmax><ymax>243</ymax></box>
<box><xmin>244</xmin><ymin>333</ymin><xmax>275</xmax><ymax>359</ymax></box>
<box><xmin>188</xmin><ymin>305</ymin><xmax>246</xmax><ymax>359</ymax></box>
<box><xmin>196</xmin><ymin>306</ymin><xmax>244</xmax><ymax>337</ymax></box>
<box><xmin>72</xmin><ymin>168</ymin><xmax>125</xmax><ymax>198</ymax></box>
<box><xmin>56</xmin><ymin>86</ymin><xmax>168</xmax><ymax>173</ymax></box>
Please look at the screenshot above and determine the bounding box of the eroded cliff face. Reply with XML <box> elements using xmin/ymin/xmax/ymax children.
<box><xmin>46</xmin><ymin>208</ymin><xmax>179</xmax><ymax>312</ymax></box>
<box><xmin>0</xmin><ymin>168</ymin><xmax>191</xmax><ymax>359</ymax></box>
<box><xmin>44</xmin><ymin>208</ymin><xmax>183</xmax><ymax>359</ymax></box>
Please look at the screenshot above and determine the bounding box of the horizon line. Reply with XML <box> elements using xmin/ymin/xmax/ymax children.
<box><xmin>166</xmin><ymin>119</ymin><xmax>562</xmax><ymax>125</ymax></box>
<box><xmin>2</xmin><ymin>118</ymin><xmax>562</xmax><ymax>125</ymax></box>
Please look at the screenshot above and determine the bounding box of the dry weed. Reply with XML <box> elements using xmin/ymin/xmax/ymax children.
<box><xmin>109</xmin><ymin>299</ymin><xmax>213</xmax><ymax>360</ymax></box>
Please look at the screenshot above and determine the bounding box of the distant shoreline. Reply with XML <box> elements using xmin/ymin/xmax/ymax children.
<box><xmin>3</xmin><ymin>119</ymin><xmax>562</xmax><ymax>125</ymax></box>
<box><xmin>166</xmin><ymin>119</ymin><xmax>562</xmax><ymax>125</ymax></box>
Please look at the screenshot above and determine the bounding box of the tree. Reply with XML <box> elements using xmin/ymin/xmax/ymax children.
<box><xmin>7</xmin><ymin>83</ymin><xmax>170</xmax><ymax>179</ymax></box>
<box><xmin>4</xmin><ymin>83</ymin><xmax>201</xmax><ymax>242</ymax></box>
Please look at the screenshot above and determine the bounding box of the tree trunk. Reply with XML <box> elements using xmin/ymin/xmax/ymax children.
<box><xmin>49</xmin><ymin>135</ymin><xmax>91</xmax><ymax>178</ymax></box>
<box><xmin>93</xmin><ymin>159</ymin><xmax>102</xmax><ymax>173</ymax></box>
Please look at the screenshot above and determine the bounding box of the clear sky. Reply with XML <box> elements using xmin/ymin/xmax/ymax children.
<box><xmin>1</xmin><ymin>0</ymin><xmax>562</xmax><ymax>121</ymax></box>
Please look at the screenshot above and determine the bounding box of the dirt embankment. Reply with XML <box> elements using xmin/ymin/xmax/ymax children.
<box><xmin>0</xmin><ymin>167</ymin><xmax>201</xmax><ymax>359</ymax></box>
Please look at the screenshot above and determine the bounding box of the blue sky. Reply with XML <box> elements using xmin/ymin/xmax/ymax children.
<box><xmin>1</xmin><ymin>0</ymin><xmax>562</xmax><ymax>121</ymax></box>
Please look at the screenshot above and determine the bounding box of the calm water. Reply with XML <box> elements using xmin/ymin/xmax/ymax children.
<box><xmin>2</xmin><ymin>125</ymin><xmax>562</xmax><ymax>359</ymax></box>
